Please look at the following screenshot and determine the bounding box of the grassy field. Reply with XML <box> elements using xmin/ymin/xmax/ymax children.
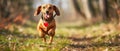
<box><xmin>0</xmin><ymin>21</ymin><xmax>120</xmax><ymax>51</ymax></box>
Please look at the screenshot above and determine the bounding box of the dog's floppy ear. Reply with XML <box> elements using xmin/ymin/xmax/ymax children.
<box><xmin>34</xmin><ymin>6</ymin><xmax>41</xmax><ymax>16</ymax></box>
<box><xmin>53</xmin><ymin>5</ymin><xmax>60</xmax><ymax>16</ymax></box>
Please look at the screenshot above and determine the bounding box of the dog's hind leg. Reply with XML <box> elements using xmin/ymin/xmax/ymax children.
<box><xmin>48</xmin><ymin>36</ymin><xmax>54</xmax><ymax>44</ymax></box>
<box><xmin>43</xmin><ymin>37</ymin><xmax>46</xmax><ymax>43</ymax></box>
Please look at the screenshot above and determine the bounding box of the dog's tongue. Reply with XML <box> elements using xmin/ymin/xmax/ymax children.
<box><xmin>46</xmin><ymin>14</ymin><xmax>50</xmax><ymax>18</ymax></box>
<box><xmin>44</xmin><ymin>22</ymin><xmax>48</xmax><ymax>27</ymax></box>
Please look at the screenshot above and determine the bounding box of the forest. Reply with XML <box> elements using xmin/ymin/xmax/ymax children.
<box><xmin>0</xmin><ymin>0</ymin><xmax>120</xmax><ymax>51</ymax></box>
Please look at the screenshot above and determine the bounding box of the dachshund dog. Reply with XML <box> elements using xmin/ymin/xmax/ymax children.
<box><xmin>34</xmin><ymin>4</ymin><xmax>60</xmax><ymax>44</ymax></box>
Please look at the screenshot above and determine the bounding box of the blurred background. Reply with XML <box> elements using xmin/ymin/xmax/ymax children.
<box><xmin>1</xmin><ymin>0</ymin><xmax>120</xmax><ymax>28</ymax></box>
<box><xmin>0</xmin><ymin>0</ymin><xmax>120</xmax><ymax>51</ymax></box>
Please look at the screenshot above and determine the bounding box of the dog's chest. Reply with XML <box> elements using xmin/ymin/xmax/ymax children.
<box><xmin>38</xmin><ymin>19</ymin><xmax>55</xmax><ymax>31</ymax></box>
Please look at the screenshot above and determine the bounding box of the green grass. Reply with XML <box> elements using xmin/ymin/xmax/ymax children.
<box><xmin>0</xmin><ymin>21</ymin><xmax>120</xmax><ymax>51</ymax></box>
<box><xmin>0</xmin><ymin>21</ymin><xmax>71</xmax><ymax>51</ymax></box>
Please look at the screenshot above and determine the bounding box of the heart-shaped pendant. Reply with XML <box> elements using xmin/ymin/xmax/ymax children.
<box><xmin>44</xmin><ymin>22</ymin><xmax>48</xmax><ymax>27</ymax></box>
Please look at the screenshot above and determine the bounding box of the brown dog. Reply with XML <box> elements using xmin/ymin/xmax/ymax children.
<box><xmin>34</xmin><ymin>4</ymin><xmax>60</xmax><ymax>44</ymax></box>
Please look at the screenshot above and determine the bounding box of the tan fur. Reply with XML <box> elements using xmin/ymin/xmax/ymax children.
<box><xmin>34</xmin><ymin>4</ymin><xmax>60</xmax><ymax>44</ymax></box>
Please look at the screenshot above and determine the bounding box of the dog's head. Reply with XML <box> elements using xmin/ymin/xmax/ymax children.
<box><xmin>34</xmin><ymin>4</ymin><xmax>60</xmax><ymax>20</ymax></box>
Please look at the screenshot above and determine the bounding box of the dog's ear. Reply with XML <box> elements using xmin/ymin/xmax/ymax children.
<box><xmin>34</xmin><ymin>6</ymin><xmax>41</xmax><ymax>16</ymax></box>
<box><xmin>53</xmin><ymin>5</ymin><xmax>60</xmax><ymax>16</ymax></box>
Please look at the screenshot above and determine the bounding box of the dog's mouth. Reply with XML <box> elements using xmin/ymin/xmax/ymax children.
<box><xmin>45</xmin><ymin>14</ymin><xmax>50</xmax><ymax>18</ymax></box>
<box><xmin>44</xmin><ymin>13</ymin><xmax>51</xmax><ymax>20</ymax></box>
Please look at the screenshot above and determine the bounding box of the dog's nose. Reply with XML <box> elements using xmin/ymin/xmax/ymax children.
<box><xmin>46</xmin><ymin>11</ymin><xmax>49</xmax><ymax>14</ymax></box>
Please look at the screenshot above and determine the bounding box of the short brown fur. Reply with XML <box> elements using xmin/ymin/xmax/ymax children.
<box><xmin>34</xmin><ymin>4</ymin><xmax>60</xmax><ymax>44</ymax></box>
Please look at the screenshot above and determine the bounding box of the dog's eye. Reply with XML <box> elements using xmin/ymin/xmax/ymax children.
<box><xmin>49</xmin><ymin>7</ymin><xmax>52</xmax><ymax>9</ymax></box>
<box><xmin>43</xmin><ymin>7</ymin><xmax>45</xmax><ymax>9</ymax></box>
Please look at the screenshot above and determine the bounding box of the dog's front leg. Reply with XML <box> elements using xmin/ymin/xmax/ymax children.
<box><xmin>38</xmin><ymin>29</ymin><xmax>46</xmax><ymax>43</ymax></box>
<box><xmin>48</xmin><ymin>28</ymin><xmax>55</xmax><ymax>44</ymax></box>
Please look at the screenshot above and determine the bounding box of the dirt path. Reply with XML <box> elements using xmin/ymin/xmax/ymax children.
<box><xmin>61</xmin><ymin>34</ymin><xmax>95</xmax><ymax>51</ymax></box>
<box><xmin>61</xmin><ymin>34</ymin><xmax>120</xmax><ymax>51</ymax></box>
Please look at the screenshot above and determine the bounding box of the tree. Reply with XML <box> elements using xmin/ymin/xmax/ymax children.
<box><xmin>99</xmin><ymin>0</ymin><xmax>109</xmax><ymax>21</ymax></box>
<box><xmin>81</xmin><ymin>0</ymin><xmax>92</xmax><ymax>21</ymax></box>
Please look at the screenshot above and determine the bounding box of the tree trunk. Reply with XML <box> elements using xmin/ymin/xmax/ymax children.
<box><xmin>81</xmin><ymin>0</ymin><xmax>92</xmax><ymax>21</ymax></box>
<box><xmin>99</xmin><ymin>0</ymin><xmax>109</xmax><ymax>22</ymax></box>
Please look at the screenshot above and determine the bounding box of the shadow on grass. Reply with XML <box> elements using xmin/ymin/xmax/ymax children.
<box><xmin>69</xmin><ymin>42</ymin><xmax>120</xmax><ymax>48</ymax></box>
<box><xmin>68</xmin><ymin>35</ymin><xmax>120</xmax><ymax>48</ymax></box>
<box><xmin>68</xmin><ymin>36</ymin><xmax>97</xmax><ymax>42</ymax></box>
